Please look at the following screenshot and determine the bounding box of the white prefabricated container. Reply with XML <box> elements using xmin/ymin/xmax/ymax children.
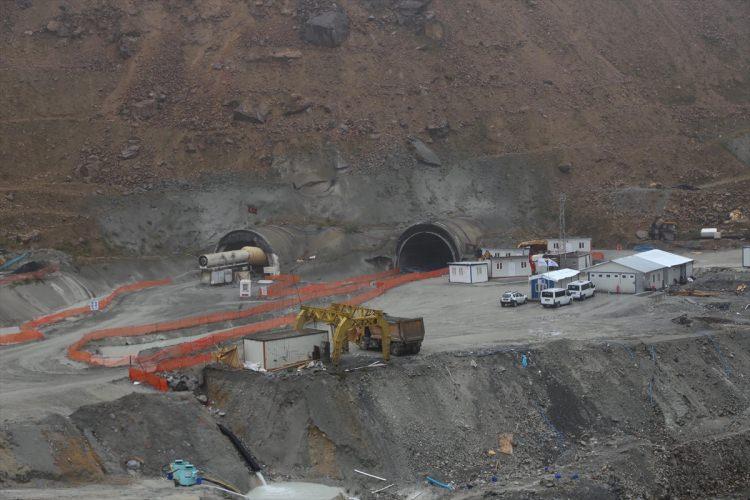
<box><xmin>743</xmin><ymin>246</ymin><xmax>750</xmax><ymax>268</ymax></box>
<box><xmin>257</xmin><ymin>279</ymin><xmax>273</xmax><ymax>296</ymax></box>
<box><xmin>448</xmin><ymin>261</ymin><xmax>489</xmax><ymax>284</ymax></box>
<box><xmin>239</xmin><ymin>279</ymin><xmax>252</xmax><ymax>298</ymax></box>
<box><xmin>244</xmin><ymin>328</ymin><xmax>327</xmax><ymax>371</ymax></box>
<box><xmin>210</xmin><ymin>269</ymin><xmax>233</xmax><ymax>285</ymax></box>
<box><xmin>700</xmin><ymin>228</ymin><xmax>721</xmax><ymax>239</ymax></box>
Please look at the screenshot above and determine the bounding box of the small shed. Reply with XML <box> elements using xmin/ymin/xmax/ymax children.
<box><xmin>585</xmin><ymin>255</ymin><xmax>666</xmax><ymax>293</ymax></box>
<box><xmin>546</xmin><ymin>237</ymin><xmax>592</xmax><ymax>254</ymax></box>
<box><xmin>555</xmin><ymin>251</ymin><xmax>593</xmax><ymax>271</ymax></box>
<box><xmin>636</xmin><ymin>249</ymin><xmax>694</xmax><ymax>285</ymax></box>
<box><xmin>529</xmin><ymin>268</ymin><xmax>580</xmax><ymax>300</ymax></box>
<box><xmin>483</xmin><ymin>248</ymin><xmax>530</xmax><ymax>278</ymax></box>
<box><xmin>244</xmin><ymin>328</ymin><xmax>327</xmax><ymax>371</ymax></box>
<box><xmin>744</xmin><ymin>246</ymin><xmax>750</xmax><ymax>268</ymax></box>
<box><xmin>448</xmin><ymin>261</ymin><xmax>489</xmax><ymax>284</ymax></box>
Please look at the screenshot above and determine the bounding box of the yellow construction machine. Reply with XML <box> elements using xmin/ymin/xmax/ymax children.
<box><xmin>294</xmin><ymin>303</ymin><xmax>393</xmax><ymax>366</ymax></box>
<box><xmin>212</xmin><ymin>345</ymin><xmax>243</xmax><ymax>369</ymax></box>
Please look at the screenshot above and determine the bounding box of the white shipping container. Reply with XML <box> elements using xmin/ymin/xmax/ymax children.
<box><xmin>448</xmin><ymin>262</ymin><xmax>489</xmax><ymax>284</ymax></box>
<box><xmin>244</xmin><ymin>329</ymin><xmax>327</xmax><ymax>370</ymax></box>
<box><xmin>700</xmin><ymin>228</ymin><xmax>719</xmax><ymax>239</ymax></box>
<box><xmin>743</xmin><ymin>246</ymin><xmax>750</xmax><ymax>268</ymax></box>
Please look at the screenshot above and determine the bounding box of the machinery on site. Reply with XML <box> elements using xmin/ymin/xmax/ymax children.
<box><xmin>163</xmin><ymin>459</ymin><xmax>240</xmax><ymax>492</ymax></box>
<box><xmin>212</xmin><ymin>345</ymin><xmax>243</xmax><ymax>369</ymax></box>
<box><xmin>648</xmin><ymin>218</ymin><xmax>677</xmax><ymax>242</ymax></box>
<box><xmin>294</xmin><ymin>303</ymin><xmax>425</xmax><ymax>365</ymax></box>
<box><xmin>164</xmin><ymin>460</ymin><xmax>203</xmax><ymax>487</ymax></box>
<box><xmin>198</xmin><ymin>246</ymin><xmax>274</xmax><ymax>285</ymax></box>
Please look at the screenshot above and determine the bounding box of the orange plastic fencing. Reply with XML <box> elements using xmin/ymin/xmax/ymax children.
<box><xmin>128</xmin><ymin>367</ymin><xmax>169</xmax><ymax>391</ymax></box>
<box><xmin>0</xmin><ymin>278</ymin><xmax>172</xmax><ymax>347</ymax></box>
<box><xmin>591</xmin><ymin>251</ymin><xmax>605</xmax><ymax>262</ymax></box>
<box><xmin>129</xmin><ymin>268</ymin><xmax>449</xmax><ymax>378</ymax></box>
<box><xmin>71</xmin><ymin>272</ymin><xmax>404</xmax><ymax>365</ymax></box>
<box><xmin>0</xmin><ymin>329</ymin><xmax>45</xmax><ymax>346</ymax></box>
<box><xmin>0</xmin><ymin>264</ymin><xmax>59</xmax><ymax>286</ymax></box>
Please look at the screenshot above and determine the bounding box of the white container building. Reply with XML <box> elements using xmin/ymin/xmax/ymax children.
<box><xmin>585</xmin><ymin>255</ymin><xmax>666</xmax><ymax>294</ymax></box>
<box><xmin>244</xmin><ymin>328</ymin><xmax>327</xmax><ymax>371</ymax></box>
<box><xmin>448</xmin><ymin>261</ymin><xmax>489</xmax><ymax>284</ymax></box>
<box><xmin>636</xmin><ymin>249</ymin><xmax>694</xmax><ymax>285</ymax></box>
<box><xmin>482</xmin><ymin>248</ymin><xmax>531</xmax><ymax>278</ymax></box>
<box><xmin>743</xmin><ymin>246</ymin><xmax>750</xmax><ymax>268</ymax></box>
<box><xmin>546</xmin><ymin>237</ymin><xmax>592</xmax><ymax>254</ymax></box>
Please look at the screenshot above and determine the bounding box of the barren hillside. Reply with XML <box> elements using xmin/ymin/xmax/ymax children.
<box><xmin>1</xmin><ymin>0</ymin><xmax>749</xmax><ymax>257</ymax></box>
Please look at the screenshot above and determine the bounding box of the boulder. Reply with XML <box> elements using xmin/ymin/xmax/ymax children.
<box><xmin>410</xmin><ymin>138</ymin><xmax>441</xmax><ymax>166</ymax></box>
<box><xmin>132</xmin><ymin>98</ymin><xmax>157</xmax><ymax>120</ymax></box>
<box><xmin>302</xmin><ymin>10</ymin><xmax>349</xmax><ymax>47</ymax></box>
<box><xmin>120</xmin><ymin>143</ymin><xmax>141</xmax><ymax>160</ymax></box>
<box><xmin>635</xmin><ymin>229</ymin><xmax>649</xmax><ymax>240</ymax></box>
<box><xmin>233</xmin><ymin>103</ymin><xmax>270</xmax><ymax>124</ymax></box>
<box><xmin>426</xmin><ymin>118</ymin><xmax>450</xmax><ymax>138</ymax></box>
<box><xmin>558</xmin><ymin>163</ymin><xmax>572</xmax><ymax>174</ymax></box>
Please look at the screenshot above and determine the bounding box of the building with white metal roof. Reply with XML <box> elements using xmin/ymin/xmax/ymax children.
<box><xmin>584</xmin><ymin>256</ymin><xmax>666</xmax><ymax>294</ymax></box>
<box><xmin>636</xmin><ymin>249</ymin><xmax>694</xmax><ymax>285</ymax></box>
<box><xmin>528</xmin><ymin>268</ymin><xmax>580</xmax><ymax>300</ymax></box>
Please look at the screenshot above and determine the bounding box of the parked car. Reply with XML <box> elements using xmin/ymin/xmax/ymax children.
<box><xmin>500</xmin><ymin>291</ymin><xmax>527</xmax><ymax>307</ymax></box>
<box><xmin>567</xmin><ymin>280</ymin><xmax>596</xmax><ymax>300</ymax></box>
<box><xmin>540</xmin><ymin>288</ymin><xmax>572</xmax><ymax>307</ymax></box>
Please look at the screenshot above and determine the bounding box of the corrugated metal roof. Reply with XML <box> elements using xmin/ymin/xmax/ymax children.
<box><xmin>612</xmin><ymin>255</ymin><xmax>666</xmax><ymax>273</ymax></box>
<box><xmin>538</xmin><ymin>268</ymin><xmax>580</xmax><ymax>281</ymax></box>
<box><xmin>449</xmin><ymin>261</ymin><xmax>488</xmax><ymax>266</ymax></box>
<box><xmin>636</xmin><ymin>249</ymin><xmax>694</xmax><ymax>267</ymax></box>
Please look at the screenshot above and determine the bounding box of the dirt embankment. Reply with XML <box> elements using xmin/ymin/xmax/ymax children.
<box><xmin>1</xmin><ymin>332</ymin><xmax>749</xmax><ymax>497</ymax></box>
<box><xmin>203</xmin><ymin>333</ymin><xmax>750</xmax><ymax>498</ymax></box>
<box><xmin>1</xmin><ymin>0</ymin><xmax>749</xmax><ymax>255</ymax></box>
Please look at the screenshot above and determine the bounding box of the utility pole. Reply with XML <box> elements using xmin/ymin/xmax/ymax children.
<box><xmin>559</xmin><ymin>193</ymin><xmax>567</xmax><ymax>254</ymax></box>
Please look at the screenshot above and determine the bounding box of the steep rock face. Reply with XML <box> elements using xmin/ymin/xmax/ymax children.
<box><xmin>0</xmin><ymin>0</ymin><xmax>748</xmax><ymax>255</ymax></box>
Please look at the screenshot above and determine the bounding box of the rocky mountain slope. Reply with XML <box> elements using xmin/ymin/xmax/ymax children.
<box><xmin>1</xmin><ymin>0</ymin><xmax>749</xmax><ymax>256</ymax></box>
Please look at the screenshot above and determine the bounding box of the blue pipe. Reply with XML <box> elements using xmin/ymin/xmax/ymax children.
<box><xmin>0</xmin><ymin>253</ymin><xmax>29</xmax><ymax>272</ymax></box>
<box><xmin>426</xmin><ymin>476</ymin><xmax>453</xmax><ymax>490</ymax></box>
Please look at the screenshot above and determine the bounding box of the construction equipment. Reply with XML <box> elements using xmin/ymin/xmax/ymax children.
<box><xmin>212</xmin><ymin>345</ymin><xmax>243</xmax><ymax>369</ymax></box>
<box><xmin>164</xmin><ymin>460</ymin><xmax>202</xmax><ymax>487</ymax></box>
<box><xmin>359</xmin><ymin>316</ymin><xmax>424</xmax><ymax>356</ymax></box>
<box><xmin>295</xmin><ymin>303</ymin><xmax>393</xmax><ymax>365</ymax></box>
<box><xmin>163</xmin><ymin>459</ymin><xmax>240</xmax><ymax>492</ymax></box>
<box><xmin>648</xmin><ymin>218</ymin><xmax>677</xmax><ymax>242</ymax></box>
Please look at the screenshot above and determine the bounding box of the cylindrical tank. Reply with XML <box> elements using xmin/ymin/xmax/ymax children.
<box><xmin>215</xmin><ymin>226</ymin><xmax>307</xmax><ymax>268</ymax></box>
<box><xmin>198</xmin><ymin>246</ymin><xmax>267</xmax><ymax>268</ymax></box>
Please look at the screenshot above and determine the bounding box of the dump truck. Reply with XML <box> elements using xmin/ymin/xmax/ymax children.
<box><xmin>359</xmin><ymin>315</ymin><xmax>425</xmax><ymax>356</ymax></box>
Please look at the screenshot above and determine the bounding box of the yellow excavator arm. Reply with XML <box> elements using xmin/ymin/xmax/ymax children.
<box><xmin>295</xmin><ymin>304</ymin><xmax>391</xmax><ymax>366</ymax></box>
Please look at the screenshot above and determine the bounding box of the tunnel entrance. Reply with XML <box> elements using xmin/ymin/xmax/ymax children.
<box><xmin>216</xmin><ymin>230</ymin><xmax>270</xmax><ymax>253</ymax></box>
<box><xmin>395</xmin><ymin>224</ymin><xmax>459</xmax><ymax>272</ymax></box>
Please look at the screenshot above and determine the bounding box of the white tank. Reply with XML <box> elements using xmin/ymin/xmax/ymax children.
<box><xmin>198</xmin><ymin>246</ymin><xmax>267</xmax><ymax>268</ymax></box>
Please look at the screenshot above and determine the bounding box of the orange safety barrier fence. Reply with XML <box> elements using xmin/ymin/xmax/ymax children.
<box><xmin>128</xmin><ymin>368</ymin><xmax>169</xmax><ymax>392</ymax></box>
<box><xmin>0</xmin><ymin>278</ymin><xmax>172</xmax><ymax>347</ymax></box>
<box><xmin>71</xmin><ymin>271</ymin><xmax>403</xmax><ymax>365</ymax></box>
<box><xmin>129</xmin><ymin>268</ymin><xmax>449</xmax><ymax>382</ymax></box>
<box><xmin>0</xmin><ymin>329</ymin><xmax>45</xmax><ymax>346</ymax></box>
<box><xmin>0</xmin><ymin>264</ymin><xmax>59</xmax><ymax>286</ymax></box>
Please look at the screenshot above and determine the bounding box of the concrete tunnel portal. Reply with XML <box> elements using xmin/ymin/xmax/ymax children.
<box><xmin>214</xmin><ymin>219</ymin><xmax>484</xmax><ymax>275</ymax></box>
<box><xmin>395</xmin><ymin>219</ymin><xmax>484</xmax><ymax>272</ymax></box>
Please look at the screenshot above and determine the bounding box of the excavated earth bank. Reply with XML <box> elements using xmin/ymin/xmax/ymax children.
<box><xmin>200</xmin><ymin>333</ymin><xmax>750</xmax><ymax>498</ymax></box>
<box><xmin>2</xmin><ymin>330</ymin><xmax>749</xmax><ymax>498</ymax></box>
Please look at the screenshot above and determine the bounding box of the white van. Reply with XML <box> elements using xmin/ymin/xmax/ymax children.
<box><xmin>540</xmin><ymin>288</ymin><xmax>572</xmax><ymax>308</ymax></box>
<box><xmin>567</xmin><ymin>280</ymin><xmax>595</xmax><ymax>300</ymax></box>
